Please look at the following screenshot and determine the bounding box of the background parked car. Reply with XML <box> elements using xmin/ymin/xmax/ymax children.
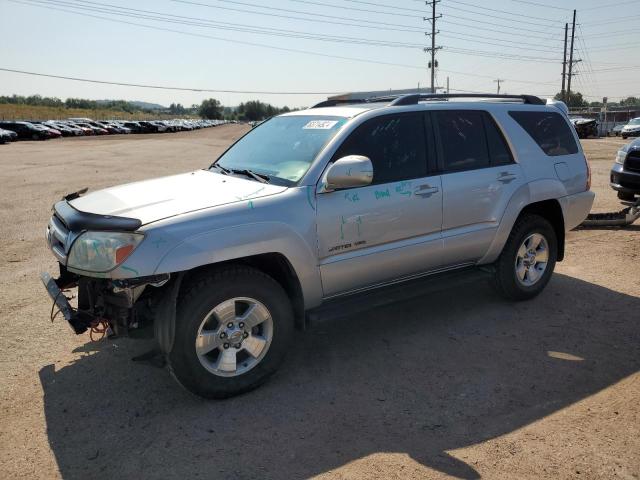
<box><xmin>621</xmin><ymin>117</ymin><xmax>640</xmax><ymax>139</ymax></box>
<box><xmin>611</xmin><ymin>124</ymin><xmax>626</xmax><ymax>137</ymax></box>
<box><xmin>0</xmin><ymin>121</ymin><xmax>53</xmax><ymax>140</ymax></box>
<box><xmin>75</xmin><ymin>122</ymin><xmax>108</xmax><ymax>135</ymax></box>
<box><xmin>43</xmin><ymin>121</ymin><xmax>77</xmax><ymax>137</ymax></box>
<box><xmin>569</xmin><ymin>116</ymin><xmax>598</xmax><ymax>138</ymax></box>
<box><xmin>0</xmin><ymin>127</ymin><xmax>18</xmax><ymax>143</ymax></box>
<box><xmin>611</xmin><ymin>137</ymin><xmax>640</xmax><ymax>201</ymax></box>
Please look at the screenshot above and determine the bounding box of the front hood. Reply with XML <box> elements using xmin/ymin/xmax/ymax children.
<box><xmin>70</xmin><ymin>170</ymin><xmax>287</xmax><ymax>225</ymax></box>
<box><xmin>623</xmin><ymin>125</ymin><xmax>640</xmax><ymax>132</ymax></box>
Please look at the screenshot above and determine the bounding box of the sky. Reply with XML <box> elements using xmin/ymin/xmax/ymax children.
<box><xmin>0</xmin><ymin>0</ymin><xmax>638</xmax><ymax>108</ymax></box>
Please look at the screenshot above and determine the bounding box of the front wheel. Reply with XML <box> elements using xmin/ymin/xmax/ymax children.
<box><xmin>491</xmin><ymin>214</ymin><xmax>557</xmax><ymax>301</ymax></box>
<box><xmin>168</xmin><ymin>266</ymin><xmax>294</xmax><ymax>399</ymax></box>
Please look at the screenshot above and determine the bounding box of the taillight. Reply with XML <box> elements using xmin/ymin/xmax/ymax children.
<box><xmin>585</xmin><ymin>155</ymin><xmax>591</xmax><ymax>191</ymax></box>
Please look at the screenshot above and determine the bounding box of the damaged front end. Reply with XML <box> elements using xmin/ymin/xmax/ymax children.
<box><xmin>41</xmin><ymin>263</ymin><xmax>170</xmax><ymax>338</ymax></box>
<box><xmin>41</xmin><ymin>193</ymin><xmax>176</xmax><ymax>344</ymax></box>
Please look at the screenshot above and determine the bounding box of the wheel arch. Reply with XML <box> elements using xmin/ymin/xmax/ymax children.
<box><xmin>518</xmin><ymin>199</ymin><xmax>565</xmax><ymax>261</ymax></box>
<box><xmin>182</xmin><ymin>253</ymin><xmax>306</xmax><ymax>330</ymax></box>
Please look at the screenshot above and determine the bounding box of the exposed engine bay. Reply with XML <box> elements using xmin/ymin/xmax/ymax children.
<box><xmin>44</xmin><ymin>264</ymin><xmax>170</xmax><ymax>339</ymax></box>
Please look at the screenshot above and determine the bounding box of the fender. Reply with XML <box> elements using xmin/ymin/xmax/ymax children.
<box><xmin>478</xmin><ymin>178</ymin><xmax>569</xmax><ymax>265</ymax></box>
<box><xmin>153</xmin><ymin>222</ymin><xmax>324</xmax><ymax>309</ymax></box>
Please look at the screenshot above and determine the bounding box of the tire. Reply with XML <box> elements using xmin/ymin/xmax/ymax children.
<box><xmin>622</xmin><ymin>135</ymin><xmax>628</xmax><ymax>140</ymax></box>
<box><xmin>617</xmin><ymin>191</ymin><xmax>636</xmax><ymax>201</ymax></box>
<box><xmin>168</xmin><ymin>266</ymin><xmax>294</xmax><ymax>399</ymax></box>
<box><xmin>491</xmin><ymin>214</ymin><xmax>557</xmax><ymax>301</ymax></box>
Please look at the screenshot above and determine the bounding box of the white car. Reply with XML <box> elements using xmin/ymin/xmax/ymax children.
<box><xmin>621</xmin><ymin>118</ymin><xmax>640</xmax><ymax>139</ymax></box>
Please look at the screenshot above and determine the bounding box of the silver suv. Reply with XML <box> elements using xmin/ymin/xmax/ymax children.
<box><xmin>41</xmin><ymin>93</ymin><xmax>594</xmax><ymax>398</ymax></box>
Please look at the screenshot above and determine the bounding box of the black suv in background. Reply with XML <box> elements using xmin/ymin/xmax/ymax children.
<box><xmin>0</xmin><ymin>121</ymin><xmax>52</xmax><ymax>140</ymax></box>
<box><xmin>611</xmin><ymin>137</ymin><xmax>640</xmax><ymax>201</ymax></box>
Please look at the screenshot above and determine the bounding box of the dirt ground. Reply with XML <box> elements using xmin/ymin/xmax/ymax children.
<box><xmin>0</xmin><ymin>128</ymin><xmax>638</xmax><ymax>480</ymax></box>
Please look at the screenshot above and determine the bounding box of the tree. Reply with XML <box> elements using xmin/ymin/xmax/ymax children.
<box><xmin>169</xmin><ymin>103</ymin><xmax>186</xmax><ymax>115</ymax></box>
<box><xmin>619</xmin><ymin>97</ymin><xmax>639</xmax><ymax>106</ymax></box>
<box><xmin>198</xmin><ymin>98</ymin><xmax>223</xmax><ymax>119</ymax></box>
<box><xmin>553</xmin><ymin>91</ymin><xmax>587</xmax><ymax>108</ymax></box>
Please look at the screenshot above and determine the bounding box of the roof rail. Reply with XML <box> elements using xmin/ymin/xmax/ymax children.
<box><xmin>311</xmin><ymin>92</ymin><xmax>544</xmax><ymax>109</ymax></box>
<box><xmin>389</xmin><ymin>93</ymin><xmax>545</xmax><ymax>105</ymax></box>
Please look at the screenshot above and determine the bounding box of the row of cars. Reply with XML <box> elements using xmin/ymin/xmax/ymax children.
<box><xmin>567</xmin><ymin>116</ymin><xmax>640</xmax><ymax>139</ymax></box>
<box><xmin>0</xmin><ymin>118</ymin><xmax>226</xmax><ymax>143</ymax></box>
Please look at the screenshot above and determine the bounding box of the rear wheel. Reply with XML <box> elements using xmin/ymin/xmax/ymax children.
<box><xmin>168</xmin><ymin>266</ymin><xmax>294</xmax><ymax>399</ymax></box>
<box><xmin>491</xmin><ymin>214</ymin><xmax>557</xmax><ymax>301</ymax></box>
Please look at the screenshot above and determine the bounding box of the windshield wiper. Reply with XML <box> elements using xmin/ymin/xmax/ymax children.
<box><xmin>232</xmin><ymin>169</ymin><xmax>270</xmax><ymax>184</ymax></box>
<box><xmin>210</xmin><ymin>163</ymin><xmax>231</xmax><ymax>175</ymax></box>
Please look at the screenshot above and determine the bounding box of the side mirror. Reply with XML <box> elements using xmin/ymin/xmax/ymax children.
<box><xmin>320</xmin><ymin>155</ymin><xmax>373</xmax><ymax>192</ymax></box>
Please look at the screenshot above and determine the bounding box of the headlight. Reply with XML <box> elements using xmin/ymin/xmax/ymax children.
<box><xmin>615</xmin><ymin>151</ymin><xmax>626</xmax><ymax>165</ymax></box>
<box><xmin>67</xmin><ymin>231</ymin><xmax>144</xmax><ymax>272</ymax></box>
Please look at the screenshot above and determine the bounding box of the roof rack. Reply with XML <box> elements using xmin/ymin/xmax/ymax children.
<box><xmin>312</xmin><ymin>93</ymin><xmax>544</xmax><ymax>109</ymax></box>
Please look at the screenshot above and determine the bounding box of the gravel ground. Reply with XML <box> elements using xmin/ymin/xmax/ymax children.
<box><xmin>0</xmin><ymin>129</ymin><xmax>638</xmax><ymax>480</ymax></box>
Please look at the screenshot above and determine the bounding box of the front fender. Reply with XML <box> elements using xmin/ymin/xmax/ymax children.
<box><xmin>153</xmin><ymin>222</ymin><xmax>323</xmax><ymax>309</ymax></box>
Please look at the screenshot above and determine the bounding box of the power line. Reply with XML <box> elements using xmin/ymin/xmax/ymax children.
<box><xmin>509</xmin><ymin>0</ymin><xmax>571</xmax><ymax>11</ymax></box>
<box><xmin>16</xmin><ymin>0</ymin><xmax>426</xmax><ymax>49</ymax></box>
<box><xmin>0</xmin><ymin>67</ymin><xmax>346</xmax><ymax>94</ymax></box>
<box><xmin>8</xmin><ymin>0</ymin><xmax>433</xmax><ymax>68</ymax></box>
<box><xmin>172</xmin><ymin>0</ymin><xmax>424</xmax><ymax>31</ymax></box>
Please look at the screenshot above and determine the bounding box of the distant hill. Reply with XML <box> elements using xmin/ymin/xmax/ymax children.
<box><xmin>96</xmin><ymin>100</ymin><xmax>166</xmax><ymax>110</ymax></box>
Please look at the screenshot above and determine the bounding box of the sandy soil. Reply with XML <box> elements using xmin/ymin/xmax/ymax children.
<box><xmin>0</xmin><ymin>129</ymin><xmax>638</xmax><ymax>480</ymax></box>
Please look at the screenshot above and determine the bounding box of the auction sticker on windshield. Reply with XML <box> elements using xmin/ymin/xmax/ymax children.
<box><xmin>303</xmin><ymin>120</ymin><xmax>339</xmax><ymax>130</ymax></box>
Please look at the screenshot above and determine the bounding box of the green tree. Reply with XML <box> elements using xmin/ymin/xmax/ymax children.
<box><xmin>553</xmin><ymin>91</ymin><xmax>587</xmax><ymax>108</ymax></box>
<box><xmin>198</xmin><ymin>98</ymin><xmax>223</xmax><ymax>119</ymax></box>
<box><xmin>619</xmin><ymin>96</ymin><xmax>639</xmax><ymax>106</ymax></box>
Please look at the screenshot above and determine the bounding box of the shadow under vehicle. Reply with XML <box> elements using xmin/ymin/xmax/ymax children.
<box><xmin>39</xmin><ymin>274</ymin><xmax>640</xmax><ymax>480</ymax></box>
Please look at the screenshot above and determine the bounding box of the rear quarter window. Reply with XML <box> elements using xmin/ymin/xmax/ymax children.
<box><xmin>509</xmin><ymin>111</ymin><xmax>578</xmax><ymax>156</ymax></box>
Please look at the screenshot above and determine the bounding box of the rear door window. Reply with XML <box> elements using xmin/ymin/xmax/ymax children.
<box><xmin>509</xmin><ymin>111</ymin><xmax>578</xmax><ymax>156</ymax></box>
<box><xmin>435</xmin><ymin>111</ymin><xmax>490</xmax><ymax>172</ymax></box>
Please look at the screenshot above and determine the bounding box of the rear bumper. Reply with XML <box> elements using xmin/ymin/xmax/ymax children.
<box><xmin>610</xmin><ymin>163</ymin><xmax>640</xmax><ymax>194</ymax></box>
<box><xmin>561</xmin><ymin>190</ymin><xmax>595</xmax><ymax>230</ymax></box>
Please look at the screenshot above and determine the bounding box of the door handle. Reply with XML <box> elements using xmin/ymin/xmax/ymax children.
<box><xmin>414</xmin><ymin>184</ymin><xmax>439</xmax><ymax>198</ymax></box>
<box><xmin>497</xmin><ymin>172</ymin><xmax>517</xmax><ymax>184</ymax></box>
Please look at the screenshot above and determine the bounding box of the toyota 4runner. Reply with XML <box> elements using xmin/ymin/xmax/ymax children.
<box><xmin>41</xmin><ymin>93</ymin><xmax>595</xmax><ymax>398</ymax></box>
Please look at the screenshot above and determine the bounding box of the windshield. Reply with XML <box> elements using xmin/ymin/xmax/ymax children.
<box><xmin>628</xmin><ymin>118</ymin><xmax>640</xmax><ymax>125</ymax></box>
<box><xmin>214</xmin><ymin>115</ymin><xmax>347</xmax><ymax>184</ymax></box>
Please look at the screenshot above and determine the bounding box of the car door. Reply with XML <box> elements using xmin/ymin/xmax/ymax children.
<box><xmin>434</xmin><ymin>110</ymin><xmax>524</xmax><ymax>265</ymax></box>
<box><xmin>316</xmin><ymin>112</ymin><xmax>444</xmax><ymax>297</ymax></box>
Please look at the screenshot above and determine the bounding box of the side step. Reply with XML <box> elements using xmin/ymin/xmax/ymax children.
<box><xmin>306</xmin><ymin>267</ymin><xmax>492</xmax><ymax>325</ymax></box>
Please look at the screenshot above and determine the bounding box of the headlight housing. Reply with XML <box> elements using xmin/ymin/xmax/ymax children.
<box><xmin>615</xmin><ymin>150</ymin><xmax>627</xmax><ymax>165</ymax></box>
<box><xmin>67</xmin><ymin>231</ymin><xmax>144</xmax><ymax>273</ymax></box>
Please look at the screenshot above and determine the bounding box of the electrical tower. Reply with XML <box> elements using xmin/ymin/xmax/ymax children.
<box><xmin>423</xmin><ymin>1</ymin><xmax>442</xmax><ymax>94</ymax></box>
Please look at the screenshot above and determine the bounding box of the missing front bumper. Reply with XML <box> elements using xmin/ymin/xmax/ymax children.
<box><xmin>40</xmin><ymin>271</ymin><xmax>89</xmax><ymax>334</ymax></box>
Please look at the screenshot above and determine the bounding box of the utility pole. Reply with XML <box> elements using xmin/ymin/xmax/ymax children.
<box><xmin>446</xmin><ymin>76</ymin><xmax>450</xmax><ymax>94</ymax></box>
<box><xmin>424</xmin><ymin>1</ymin><xmax>442</xmax><ymax>94</ymax></box>
<box><xmin>567</xmin><ymin>9</ymin><xmax>582</xmax><ymax>106</ymax></box>
<box><xmin>494</xmin><ymin>79</ymin><xmax>505</xmax><ymax>94</ymax></box>
<box><xmin>561</xmin><ymin>23</ymin><xmax>568</xmax><ymax>102</ymax></box>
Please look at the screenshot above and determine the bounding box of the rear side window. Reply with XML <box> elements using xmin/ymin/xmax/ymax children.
<box><xmin>509</xmin><ymin>111</ymin><xmax>578</xmax><ymax>156</ymax></box>
<box><xmin>334</xmin><ymin>112</ymin><xmax>427</xmax><ymax>184</ymax></box>
<box><xmin>436</xmin><ymin>111</ymin><xmax>489</xmax><ymax>172</ymax></box>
